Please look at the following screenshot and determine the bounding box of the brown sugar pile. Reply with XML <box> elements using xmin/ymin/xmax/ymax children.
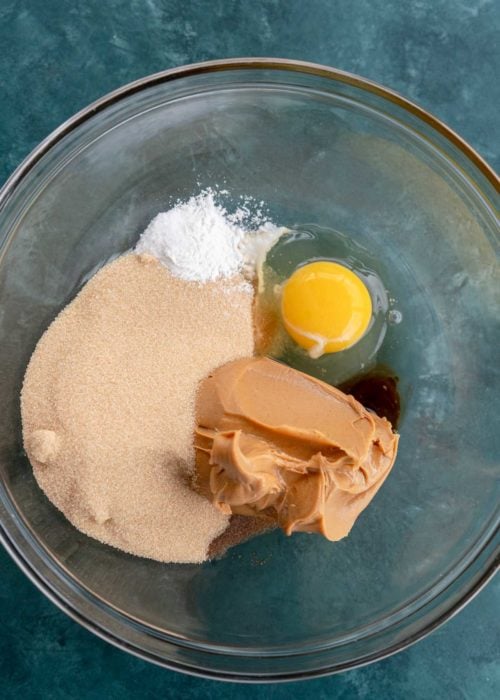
<box><xmin>21</xmin><ymin>253</ymin><xmax>255</xmax><ymax>563</ymax></box>
<box><xmin>208</xmin><ymin>516</ymin><xmax>275</xmax><ymax>559</ymax></box>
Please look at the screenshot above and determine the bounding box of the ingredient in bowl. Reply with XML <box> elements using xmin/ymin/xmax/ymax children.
<box><xmin>21</xmin><ymin>253</ymin><xmax>255</xmax><ymax>563</ymax></box>
<box><xmin>136</xmin><ymin>190</ymin><xmax>285</xmax><ymax>283</ymax></box>
<box><xmin>281</xmin><ymin>261</ymin><xmax>373</xmax><ymax>358</ymax></box>
<box><xmin>340</xmin><ymin>368</ymin><xmax>401</xmax><ymax>428</ymax></box>
<box><xmin>256</xmin><ymin>225</ymin><xmax>395</xmax><ymax>386</ymax></box>
<box><xmin>208</xmin><ymin>515</ymin><xmax>275</xmax><ymax>559</ymax></box>
<box><xmin>194</xmin><ymin>357</ymin><xmax>398</xmax><ymax>541</ymax></box>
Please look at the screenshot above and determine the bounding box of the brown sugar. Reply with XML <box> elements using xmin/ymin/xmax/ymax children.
<box><xmin>21</xmin><ymin>253</ymin><xmax>254</xmax><ymax>563</ymax></box>
<box><xmin>208</xmin><ymin>516</ymin><xmax>275</xmax><ymax>559</ymax></box>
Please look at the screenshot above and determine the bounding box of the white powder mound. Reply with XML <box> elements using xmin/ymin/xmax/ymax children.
<box><xmin>135</xmin><ymin>191</ymin><xmax>285</xmax><ymax>283</ymax></box>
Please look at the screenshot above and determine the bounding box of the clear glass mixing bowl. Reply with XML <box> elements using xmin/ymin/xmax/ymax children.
<box><xmin>0</xmin><ymin>59</ymin><xmax>498</xmax><ymax>681</ymax></box>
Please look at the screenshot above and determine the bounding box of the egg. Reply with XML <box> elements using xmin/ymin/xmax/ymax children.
<box><xmin>281</xmin><ymin>261</ymin><xmax>373</xmax><ymax>358</ymax></box>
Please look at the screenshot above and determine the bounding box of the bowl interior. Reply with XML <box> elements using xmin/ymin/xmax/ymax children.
<box><xmin>0</xmin><ymin>65</ymin><xmax>498</xmax><ymax>676</ymax></box>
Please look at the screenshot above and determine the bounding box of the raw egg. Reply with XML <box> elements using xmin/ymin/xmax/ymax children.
<box><xmin>281</xmin><ymin>261</ymin><xmax>373</xmax><ymax>358</ymax></box>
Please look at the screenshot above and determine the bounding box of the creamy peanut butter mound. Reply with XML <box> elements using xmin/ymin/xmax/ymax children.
<box><xmin>195</xmin><ymin>357</ymin><xmax>399</xmax><ymax>541</ymax></box>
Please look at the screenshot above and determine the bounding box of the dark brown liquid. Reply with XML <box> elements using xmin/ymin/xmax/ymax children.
<box><xmin>340</xmin><ymin>368</ymin><xmax>401</xmax><ymax>428</ymax></box>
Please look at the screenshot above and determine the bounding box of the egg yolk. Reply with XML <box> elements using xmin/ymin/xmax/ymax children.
<box><xmin>281</xmin><ymin>261</ymin><xmax>372</xmax><ymax>358</ymax></box>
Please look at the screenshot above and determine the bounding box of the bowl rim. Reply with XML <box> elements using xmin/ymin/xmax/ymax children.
<box><xmin>0</xmin><ymin>57</ymin><xmax>498</xmax><ymax>210</ymax></box>
<box><xmin>0</xmin><ymin>57</ymin><xmax>498</xmax><ymax>682</ymax></box>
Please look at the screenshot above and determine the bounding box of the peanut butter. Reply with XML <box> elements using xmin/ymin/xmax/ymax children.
<box><xmin>195</xmin><ymin>357</ymin><xmax>398</xmax><ymax>541</ymax></box>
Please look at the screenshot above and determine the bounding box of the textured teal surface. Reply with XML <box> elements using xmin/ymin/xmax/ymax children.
<box><xmin>0</xmin><ymin>0</ymin><xmax>498</xmax><ymax>697</ymax></box>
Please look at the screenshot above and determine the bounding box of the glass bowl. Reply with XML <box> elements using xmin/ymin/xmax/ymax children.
<box><xmin>0</xmin><ymin>59</ymin><xmax>498</xmax><ymax>682</ymax></box>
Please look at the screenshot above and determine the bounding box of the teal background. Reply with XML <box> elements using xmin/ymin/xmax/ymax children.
<box><xmin>0</xmin><ymin>0</ymin><xmax>498</xmax><ymax>697</ymax></box>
